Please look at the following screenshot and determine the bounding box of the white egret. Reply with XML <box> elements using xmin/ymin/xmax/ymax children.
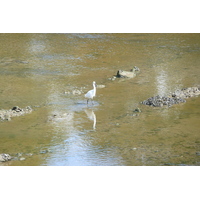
<box><xmin>84</xmin><ymin>81</ymin><xmax>97</xmax><ymax>105</ymax></box>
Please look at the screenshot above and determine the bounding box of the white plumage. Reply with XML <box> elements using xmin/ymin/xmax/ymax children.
<box><xmin>84</xmin><ymin>81</ymin><xmax>96</xmax><ymax>104</ymax></box>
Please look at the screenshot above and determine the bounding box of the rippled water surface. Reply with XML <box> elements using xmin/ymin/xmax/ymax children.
<box><xmin>0</xmin><ymin>33</ymin><xmax>200</xmax><ymax>166</ymax></box>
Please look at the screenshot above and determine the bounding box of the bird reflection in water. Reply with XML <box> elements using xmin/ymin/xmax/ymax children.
<box><xmin>84</xmin><ymin>108</ymin><xmax>96</xmax><ymax>130</ymax></box>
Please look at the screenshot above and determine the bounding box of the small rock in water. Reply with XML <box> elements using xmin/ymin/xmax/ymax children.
<box><xmin>97</xmin><ymin>84</ymin><xmax>105</xmax><ymax>88</ymax></box>
<box><xmin>26</xmin><ymin>153</ymin><xmax>33</xmax><ymax>156</ymax></box>
<box><xmin>40</xmin><ymin>150</ymin><xmax>48</xmax><ymax>154</ymax></box>
<box><xmin>109</xmin><ymin>66</ymin><xmax>140</xmax><ymax>80</ymax></box>
<box><xmin>40</xmin><ymin>149</ymin><xmax>52</xmax><ymax>154</ymax></box>
<box><xmin>12</xmin><ymin>106</ymin><xmax>23</xmax><ymax>112</ymax></box>
<box><xmin>108</xmin><ymin>76</ymin><xmax>116</xmax><ymax>81</ymax></box>
<box><xmin>72</xmin><ymin>89</ymin><xmax>82</xmax><ymax>95</ymax></box>
<box><xmin>134</xmin><ymin>108</ymin><xmax>141</xmax><ymax>112</ymax></box>
<box><xmin>16</xmin><ymin>153</ymin><xmax>23</xmax><ymax>157</ymax></box>
<box><xmin>19</xmin><ymin>157</ymin><xmax>26</xmax><ymax>161</ymax></box>
<box><xmin>117</xmin><ymin>66</ymin><xmax>140</xmax><ymax>78</ymax></box>
<box><xmin>0</xmin><ymin>153</ymin><xmax>12</xmax><ymax>162</ymax></box>
<box><xmin>0</xmin><ymin>106</ymin><xmax>32</xmax><ymax>122</ymax></box>
<box><xmin>65</xmin><ymin>89</ymin><xmax>83</xmax><ymax>95</ymax></box>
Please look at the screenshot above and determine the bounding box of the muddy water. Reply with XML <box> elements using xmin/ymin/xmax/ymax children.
<box><xmin>0</xmin><ymin>33</ymin><xmax>200</xmax><ymax>166</ymax></box>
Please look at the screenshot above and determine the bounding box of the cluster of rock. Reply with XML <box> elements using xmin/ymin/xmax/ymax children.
<box><xmin>141</xmin><ymin>95</ymin><xmax>186</xmax><ymax>107</ymax></box>
<box><xmin>171</xmin><ymin>87</ymin><xmax>200</xmax><ymax>98</ymax></box>
<box><xmin>109</xmin><ymin>66</ymin><xmax>140</xmax><ymax>80</ymax></box>
<box><xmin>0</xmin><ymin>154</ymin><xmax>12</xmax><ymax>162</ymax></box>
<box><xmin>0</xmin><ymin>106</ymin><xmax>32</xmax><ymax>121</ymax></box>
<box><xmin>141</xmin><ymin>87</ymin><xmax>200</xmax><ymax>107</ymax></box>
<box><xmin>64</xmin><ymin>88</ymin><xmax>84</xmax><ymax>95</ymax></box>
<box><xmin>0</xmin><ymin>149</ymin><xmax>53</xmax><ymax>163</ymax></box>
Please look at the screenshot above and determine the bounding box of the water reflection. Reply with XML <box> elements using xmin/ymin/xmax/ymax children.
<box><xmin>84</xmin><ymin>108</ymin><xmax>96</xmax><ymax>130</ymax></box>
<box><xmin>156</xmin><ymin>68</ymin><xmax>168</xmax><ymax>96</ymax></box>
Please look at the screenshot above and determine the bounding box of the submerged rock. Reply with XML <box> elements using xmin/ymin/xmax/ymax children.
<box><xmin>0</xmin><ymin>106</ymin><xmax>32</xmax><ymax>121</ymax></box>
<box><xmin>141</xmin><ymin>87</ymin><xmax>200</xmax><ymax>107</ymax></box>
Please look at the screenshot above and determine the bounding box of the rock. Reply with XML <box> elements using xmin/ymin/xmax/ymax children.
<box><xmin>65</xmin><ymin>89</ymin><xmax>83</xmax><ymax>95</ymax></box>
<box><xmin>117</xmin><ymin>66</ymin><xmax>140</xmax><ymax>78</ymax></box>
<box><xmin>19</xmin><ymin>157</ymin><xmax>26</xmax><ymax>161</ymax></box>
<box><xmin>16</xmin><ymin>153</ymin><xmax>23</xmax><ymax>157</ymax></box>
<box><xmin>108</xmin><ymin>76</ymin><xmax>117</xmax><ymax>81</ymax></box>
<box><xmin>172</xmin><ymin>87</ymin><xmax>200</xmax><ymax>98</ymax></box>
<box><xmin>26</xmin><ymin>106</ymin><xmax>32</xmax><ymax>111</ymax></box>
<box><xmin>117</xmin><ymin>70</ymin><xmax>136</xmax><ymax>78</ymax></box>
<box><xmin>0</xmin><ymin>106</ymin><xmax>32</xmax><ymax>121</ymax></box>
<box><xmin>40</xmin><ymin>150</ymin><xmax>48</xmax><ymax>154</ymax></box>
<box><xmin>0</xmin><ymin>154</ymin><xmax>12</xmax><ymax>162</ymax></box>
<box><xmin>134</xmin><ymin>108</ymin><xmax>141</xmax><ymax>112</ymax></box>
<box><xmin>141</xmin><ymin>87</ymin><xmax>200</xmax><ymax>107</ymax></box>
<box><xmin>141</xmin><ymin>95</ymin><xmax>186</xmax><ymax>107</ymax></box>
<box><xmin>26</xmin><ymin>153</ymin><xmax>33</xmax><ymax>156</ymax></box>
<box><xmin>97</xmin><ymin>84</ymin><xmax>105</xmax><ymax>88</ymax></box>
<box><xmin>132</xmin><ymin>66</ymin><xmax>140</xmax><ymax>72</ymax></box>
<box><xmin>72</xmin><ymin>89</ymin><xmax>83</xmax><ymax>95</ymax></box>
<box><xmin>12</xmin><ymin>106</ymin><xmax>23</xmax><ymax>112</ymax></box>
<box><xmin>109</xmin><ymin>66</ymin><xmax>140</xmax><ymax>80</ymax></box>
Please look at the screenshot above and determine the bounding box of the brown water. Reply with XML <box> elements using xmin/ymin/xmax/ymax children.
<box><xmin>0</xmin><ymin>33</ymin><xmax>200</xmax><ymax>166</ymax></box>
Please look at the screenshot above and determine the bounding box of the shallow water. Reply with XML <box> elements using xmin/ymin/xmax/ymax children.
<box><xmin>0</xmin><ymin>33</ymin><xmax>200</xmax><ymax>166</ymax></box>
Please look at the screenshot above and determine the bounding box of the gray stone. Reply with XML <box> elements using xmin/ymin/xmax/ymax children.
<box><xmin>0</xmin><ymin>154</ymin><xmax>12</xmax><ymax>162</ymax></box>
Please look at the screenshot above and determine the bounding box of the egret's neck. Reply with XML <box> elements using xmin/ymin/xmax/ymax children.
<box><xmin>93</xmin><ymin>83</ymin><xmax>96</xmax><ymax>95</ymax></box>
